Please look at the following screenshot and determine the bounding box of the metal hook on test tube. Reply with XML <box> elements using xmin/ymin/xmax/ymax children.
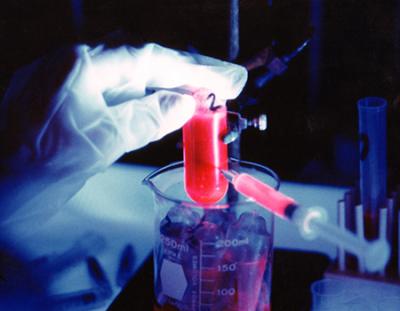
<box><xmin>221</xmin><ymin>170</ymin><xmax>391</xmax><ymax>272</ymax></box>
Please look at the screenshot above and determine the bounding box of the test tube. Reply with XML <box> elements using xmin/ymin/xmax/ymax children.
<box><xmin>183</xmin><ymin>92</ymin><xmax>228</xmax><ymax>204</ymax></box>
<box><xmin>398</xmin><ymin>211</ymin><xmax>400</xmax><ymax>278</ymax></box>
<box><xmin>378</xmin><ymin>208</ymin><xmax>388</xmax><ymax>276</ymax></box>
<box><xmin>358</xmin><ymin>97</ymin><xmax>387</xmax><ymax>239</ymax></box>
<box><xmin>338</xmin><ymin>200</ymin><xmax>346</xmax><ymax>271</ymax></box>
<box><xmin>355</xmin><ymin>204</ymin><xmax>365</xmax><ymax>273</ymax></box>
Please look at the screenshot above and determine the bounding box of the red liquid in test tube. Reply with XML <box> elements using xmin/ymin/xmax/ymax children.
<box><xmin>183</xmin><ymin>93</ymin><xmax>228</xmax><ymax>204</ymax></box>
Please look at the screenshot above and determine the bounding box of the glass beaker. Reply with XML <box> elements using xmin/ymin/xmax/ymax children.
<box><xmin>143</xmin><ymin>159</ymin><xmax>279</xmax><ymax>311</ymax></box>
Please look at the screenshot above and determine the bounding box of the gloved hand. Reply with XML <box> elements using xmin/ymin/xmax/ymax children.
<box><xmin>0</xmin><ymin>43</ymin><xmax>247</xmax><ymax>230</ymax></box>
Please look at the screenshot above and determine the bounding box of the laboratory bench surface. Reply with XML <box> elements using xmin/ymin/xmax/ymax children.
<box><xmin>4</xmin><ymin>163</ymin><xmax>347</xmax><ymax>310</ymax></box>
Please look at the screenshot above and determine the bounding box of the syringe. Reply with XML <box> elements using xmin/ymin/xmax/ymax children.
<box><xmin>221</xmin><ymin>170</ymin><xmax>390</xmax><ymax>272</ymax></box>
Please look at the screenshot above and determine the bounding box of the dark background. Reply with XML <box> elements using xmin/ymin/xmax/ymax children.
<box><xmin>1</xmin><ymin>0</ymin><xmax>400</xmax><ymax>189</ymax></box>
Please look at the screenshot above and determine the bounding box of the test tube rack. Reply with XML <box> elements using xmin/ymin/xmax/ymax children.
<box><xmin>331</xmin><ymin>187</ymin><xmax>400</xmax><ymax>284</ymax></box>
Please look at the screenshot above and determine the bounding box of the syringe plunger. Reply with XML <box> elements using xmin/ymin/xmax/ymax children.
<box><xmin>292</xmin><ymin>206</ymin><xmax>390</xmax><ymax>272</ymax></box>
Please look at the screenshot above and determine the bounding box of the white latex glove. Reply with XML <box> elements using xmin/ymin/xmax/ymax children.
<box><xmin>0</xmin><ymin>43</ymin><xmax>247</xmax><ymax>231</ymax></box>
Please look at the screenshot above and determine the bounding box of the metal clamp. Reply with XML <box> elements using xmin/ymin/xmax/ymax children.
<box><xmin>223</xmin><ymin>112</ymin><xmax>268</xmax><ymax>144</ymax></box>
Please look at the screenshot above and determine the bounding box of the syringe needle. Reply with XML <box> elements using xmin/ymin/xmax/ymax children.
<box><xmin>221</xmin><ymin>170</ymin><xmax>391</xmax><ymax>272</ymax></box>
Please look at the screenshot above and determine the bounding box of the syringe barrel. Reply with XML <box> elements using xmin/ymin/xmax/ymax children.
<box><xmin>232</xmin><ymin>173</ymin><xmax>296</xmax><ymax>218</ymax></box>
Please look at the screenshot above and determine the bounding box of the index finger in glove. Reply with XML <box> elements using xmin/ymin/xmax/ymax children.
<box><xmin>89</xmin><ymin>43</ymin><xmax>248</xmax><ymax>100</ymax></box>
<box><xmin>109</xmin><ymin>90</ymin><xmax>196</xmax><ymax>152</ymax></box>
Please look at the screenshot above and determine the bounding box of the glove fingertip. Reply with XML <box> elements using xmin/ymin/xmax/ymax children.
<box><xmin>235</xmin><ymin>64</ymin><xmax>249</xmax><ymax>95</ymax></box>
<box><xmin>225</xmin><ymin>64</ymin><xmax>248</xmax><ymax>100</ymax></box>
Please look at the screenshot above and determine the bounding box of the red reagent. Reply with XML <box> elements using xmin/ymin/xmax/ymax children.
<box><xmin>233</xmin><ymin>173</ymin><xmax>296</xmax><ymax>218</ymax></box>
<box><xmin>183</xmin><ymin>96</ymin><xmax>228</xmax><ymax>204</ymax></box>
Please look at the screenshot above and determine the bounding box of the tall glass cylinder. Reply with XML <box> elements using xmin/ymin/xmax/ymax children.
<box><xmin>358</xmin><ymin>97</ymin><xmax>387</xmax><ymax>238</ymax></box>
